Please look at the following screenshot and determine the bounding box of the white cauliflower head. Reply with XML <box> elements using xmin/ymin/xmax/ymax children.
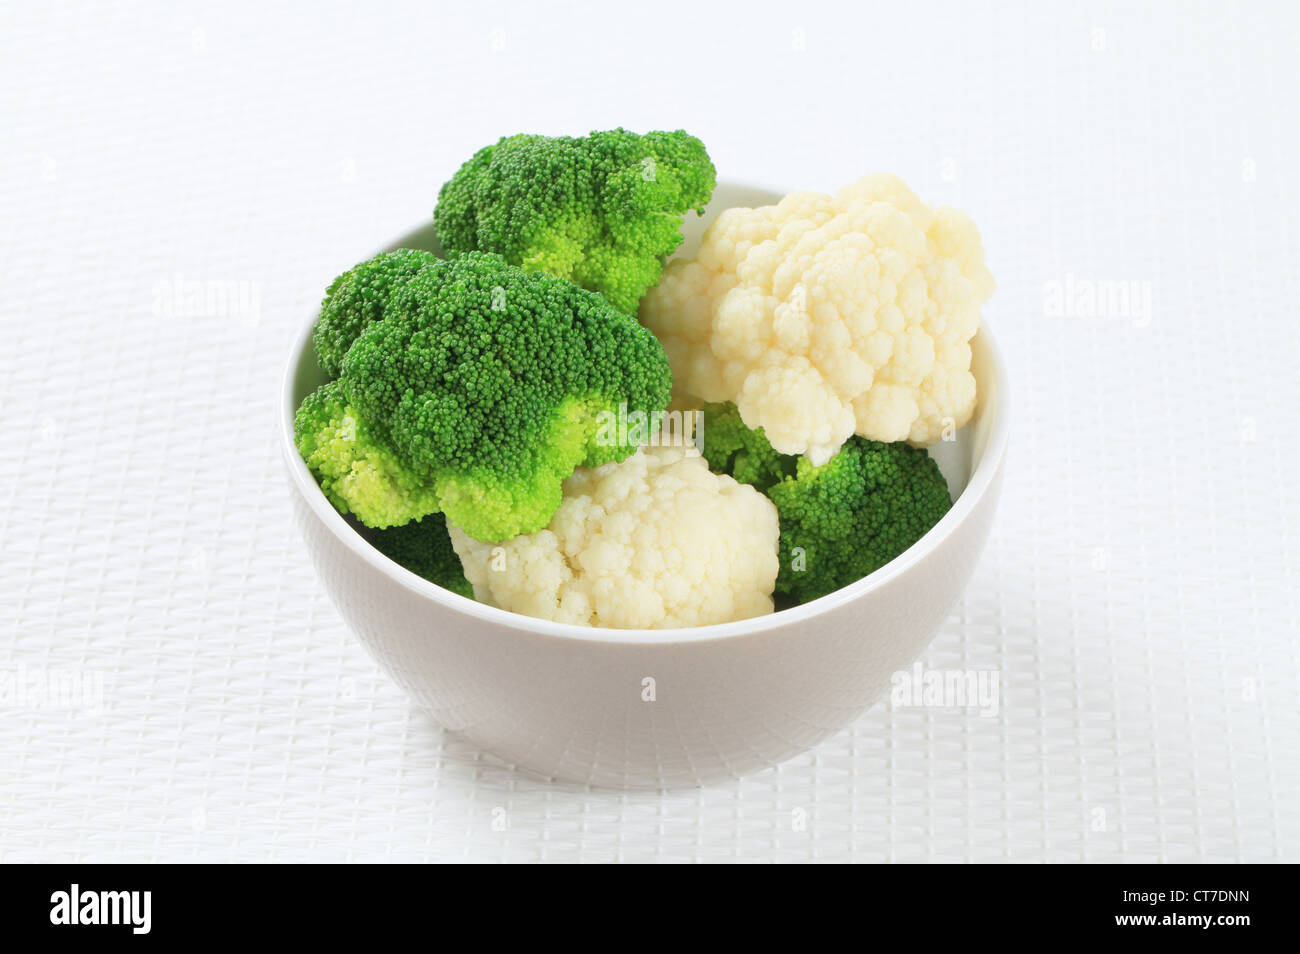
<box><xmin>640</xmin><ymin>174</ymin><xmax>995</xmax><ymax>464</ymax></box>
<box><xmin>448</xmin><ymin>446</ymin><xmax>779</xmax><ymax>629</ymax></box>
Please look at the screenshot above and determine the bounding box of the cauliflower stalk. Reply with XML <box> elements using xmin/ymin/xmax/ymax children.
<box><xmin>449</xmin><ymin>446</ymin><xmax>779</xmax><ymax>629</ymax></box>
<box><xmin>640</xmin><ymin>174</ymin><xmax>994</xmax><ymax>464</ymax></box>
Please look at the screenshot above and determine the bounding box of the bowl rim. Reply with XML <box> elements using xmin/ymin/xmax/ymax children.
<box><xmin>279</xmin><ymin>182</ymin><xmax>1010</xmax><ymax>645</ymax></box>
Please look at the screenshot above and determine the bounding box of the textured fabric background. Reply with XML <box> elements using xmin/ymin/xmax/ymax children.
<box><xmin>1</xmin><ymin>0</ymin><xmax>1296</xmax><ymax>862</ymax></box>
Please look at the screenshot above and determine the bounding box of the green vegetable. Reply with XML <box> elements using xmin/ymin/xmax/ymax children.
<box><xmin>769</xmin><ymin>439</ymin><xmax>952</xmax><ymax>603</ymax></box>
<box><xmin>699</xmin><ymin>402</ymin><xmax>795</xmax><ymax>492</ymax></box>
<box><xmin>294</xmin><ymin>380</ymin><xmax>441</xmax><ymax>529</ymax></box>
<box><xmin>434</xmin><ymin>128</ymin><xmax>716</xmax><ymax>314</ymax></box>
<box><xmin>367</xmin><ymin>514</ymin><xmax>473</xmax><ymax>598</ymax></box>
<box><xmin>296</xmin><ymin>251</ymin><xmax>672</xmax><ymax>542</ymax></box>
<box><xmin>313</xmin><ymin>248</ymin><xmax>436</xmax><ymax>377</ymax></box>
<box><xmin>699</xmin><ymin>402</ymin><xmax>952</xmax><ymax>603</ymax></box>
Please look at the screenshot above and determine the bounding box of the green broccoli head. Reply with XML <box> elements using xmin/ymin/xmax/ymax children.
<box><xmin>768</xmin><ymin>438</ymin><xmax>952</xmax><ymax>603</ymax></box>
<box><xmin>696</xmin><ymin>402</ymin><xmax>952</xmax><ymax>603</ymax></box>
<box><xmin>367</xmin><ymin>514</ymin><xmax>473</xmax><ymax>599</ymax></box>
<box><xmin>294</xmin><ymin>380</ymin><xmax>443</xmax><ymax>528</ymax></box>
<box><xmin>434</xmin><ymin>128</ymin><xmax>716</xmax><ymax>314</ymax></box>
<box><xmin>298</xmin><ymin>250</ymin><xmax>672</xmax><ymax>542</ymax></box>
<box><xmin>699</xmin><ymin>402</ymin><xmax>795</xmax><ymax>492</ymax></box>
<box><xmin>312</xmin><ymin>248</ymin><xmax>436</xmax><ymax>377</ymax></box>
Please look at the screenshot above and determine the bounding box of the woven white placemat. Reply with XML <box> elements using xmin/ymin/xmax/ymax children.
<box><xmin>1</xmin><ymin>1</ymin><xmax>1296</xmax><ymax>862</ymax></box>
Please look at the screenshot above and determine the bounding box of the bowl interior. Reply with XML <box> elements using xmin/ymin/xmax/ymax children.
<box><xmin>282</xmin><ymin>181</ymin><xmax>1005</xmax><ymax>638</ymax></box>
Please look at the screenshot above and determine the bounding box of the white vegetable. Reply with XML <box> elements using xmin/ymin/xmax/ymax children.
<box><xmin>449</xmin><ymin>446</ymin><xmax>779</xmax><ymax>629</ymax></box>
<box><xmin>640</xmin><ymin>174</ymin><xmax>995</xmax><ymax>464</ymax></box>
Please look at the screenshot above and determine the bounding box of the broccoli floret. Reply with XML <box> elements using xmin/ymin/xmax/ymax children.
<box><xmin>768</xmin><ymin>439</ymin><xmax>952</xmax><ymax>603</ymax></box>
<box><xmin>297</xmin><ymin>251</ymin><xmax>672</xmax><ymax>542</ymax></box>
<box><xmin>313</xmin><ymin>248</ymin><xmax>436</xmax><ymax>377</ymax></box>
<box><xmin>294</xmin><ymin>380</ymin><xmax>442</xmax><ymax>528</ymax></box>
<box><xmin>367</xmin><ymin>514</ymin><xmax>473</xmax><ymax>598</ymax></box>
<box><xmin>699</xmin><ymin>402</ymin><xmax>795</xmax><ymax>492</ymax></box>
<box><xmin>434</xmin><ymin>128</ymin><xmax>716</xmax><ymax>314</ymax></box>
<box><xmin>696</xmin><ymin>402</ymin><xmax>952</xmax><ymax>603</ymax></box>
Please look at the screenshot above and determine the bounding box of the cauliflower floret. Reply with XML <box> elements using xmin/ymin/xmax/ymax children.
<box><xmin>640</xmin><ymin>174</ymin><xmax>995</xmax><ymax>464</ymax></box>
<box><xmin>449</xmin><ymin>446</ymin><xmax>779</xmax><ymax>629</ymax></box>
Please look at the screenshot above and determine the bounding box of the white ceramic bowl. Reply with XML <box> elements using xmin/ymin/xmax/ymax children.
<box><xmin>280</xmin><ymin>182</ymin><xmax>1009</xmax><ymax>789</ymax></box>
